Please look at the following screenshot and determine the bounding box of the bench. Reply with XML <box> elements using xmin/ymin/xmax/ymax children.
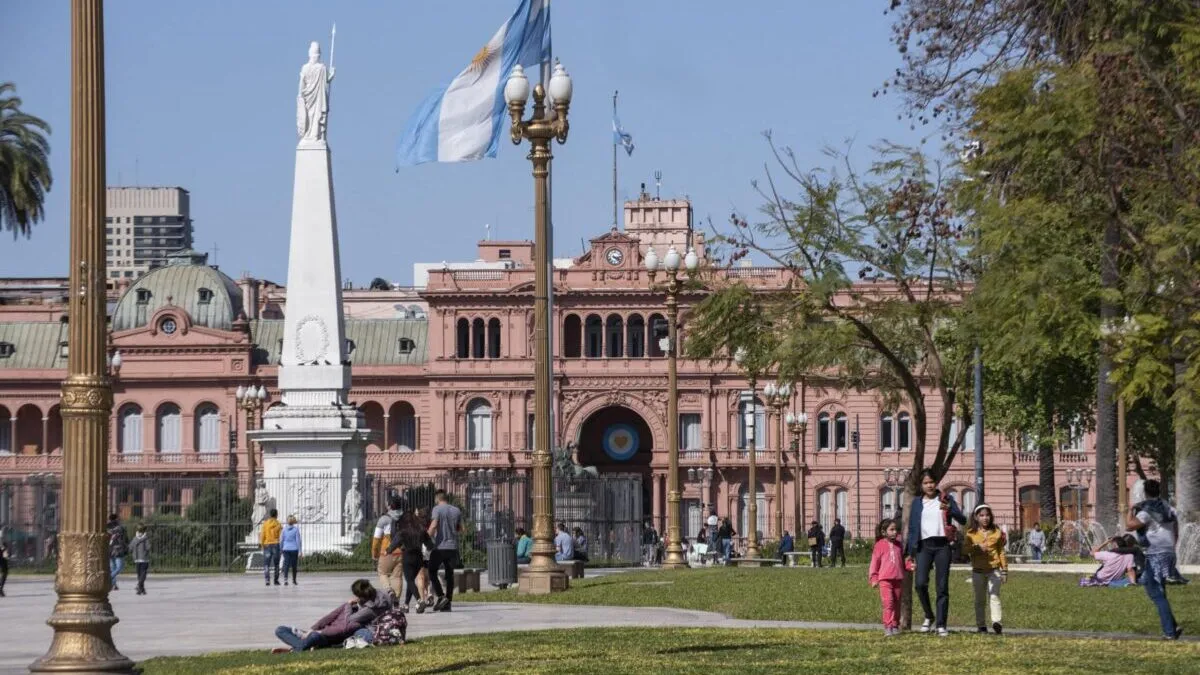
<box><xmin>453</xmin><ymin>568</ymin><xmax>482</xmax><ymax>594</ymax></box>
<box><xmin>733</xmin><ymin>557</ymin><xmax>779</xmax><ymax>568</ymax></box>
<box><xmin>782</xmin><ymin>551</ymin><xmax>812</xmax><ymax>567</ymax></box>
<box><xmin>559</xmin><ymin>559</ymin><xmax>586</xmax><ymax>579</ymax></box>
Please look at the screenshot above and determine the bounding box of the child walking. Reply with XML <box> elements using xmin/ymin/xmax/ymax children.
<box><xmin>281</xmin><ymin>515</ymin><xmax>302</xmax><ymax>586</ymax></box>
<box><xmin>131</xmin><ymin>524</ymin><xmax>150</xmax><ymax>596</ymax></box>
<box><xmin>962</xmin><ymin>504</ymin><xmax>1007</xmax><ymax>634</ymax></box>
<box><xmin>868</xmin><ymin>519</ymin><xmax>905</xmax><ymax>636</ymax></box>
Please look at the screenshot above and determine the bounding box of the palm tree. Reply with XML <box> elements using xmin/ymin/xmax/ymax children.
<box><xmin>0</xmin><ymin>82</ymin><xmax>53</xmax><ymax>238</ymax></box>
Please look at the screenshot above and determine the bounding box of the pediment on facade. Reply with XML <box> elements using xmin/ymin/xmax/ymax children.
<box><xmin>112</xmin><ymin>306</ymin><xmax>249</xmax><ymax>348</ymax></box>
<box><xmin>576</xmin><ymin>228</ymin><xmax>643</xmax><ymax>271</ymax></box>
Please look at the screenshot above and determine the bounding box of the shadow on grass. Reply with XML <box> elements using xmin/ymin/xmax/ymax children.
<box><xmin>414</xmin><ymin>661</ymin><xmax>492</xmax><ymax>674</ymax></box>
<box><xmin>656</xmin><ymin>642</ymin><xmax>785</xmax><ymax>655</ymax></box>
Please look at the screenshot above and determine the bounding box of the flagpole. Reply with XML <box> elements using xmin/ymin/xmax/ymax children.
<box><xmin>613</xmin><ymin>90</ymin><xmax>619</xmax><ymax>228</ymax></box>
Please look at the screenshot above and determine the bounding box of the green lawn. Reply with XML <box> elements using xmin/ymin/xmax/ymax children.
<box><xmin>138</xmin><ymin>627</ymin><xmax>1200</xmax><ymax>674</ymax></box>
<box><xmin>468</xmin><ymin>567</ymin><xmax>1198</xmax><ymax>635</ymax></box>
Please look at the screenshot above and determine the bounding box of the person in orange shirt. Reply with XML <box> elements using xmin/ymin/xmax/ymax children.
<box><xmin>961</xmin><ymin>504</ymin><xmax>1008</xmax><ymax>634</ymax></box>
<box><xmin>261</xmin><ymin>508</ymin><xmax>282</xmax><ymax>586</ymax></box>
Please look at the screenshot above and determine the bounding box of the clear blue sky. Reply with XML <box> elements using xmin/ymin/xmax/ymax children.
<box><xmin>2</xmin><ymin>1</ymin><xmax>926</xmax><ymax>285</ymax></box>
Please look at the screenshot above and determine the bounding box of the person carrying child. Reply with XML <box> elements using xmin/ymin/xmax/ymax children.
<box><xmin>961</xmin><ymin>504</ymin><xmax>1007</xmax><ymax>634</ymax></box>
<box><xmin>868</xmin><ymin>518</ymin><xmax>906</xmax><ymax>636</ymax></box>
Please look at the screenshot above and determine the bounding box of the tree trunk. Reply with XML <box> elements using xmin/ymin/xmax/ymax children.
<box><xmin>1038</xmin><ymin>438</ymin><xmax>1058</xmax><ymax>524</ymax></box>
<box><xmin>1093</xmin><ymin>217</ymin><xmax>1121</xmax><ymax>532</ymax></box>
<box><xmin>1175</xmin><ymin>359</ymin><xmax>1200</xmax><ymax>524</ymax></box>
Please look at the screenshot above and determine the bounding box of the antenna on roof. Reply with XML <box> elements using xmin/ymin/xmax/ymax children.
<box><xmin>654</xmin><ymin>170</ymin><xmax>662</xmax><ymax>200</ymax></box>
<box><xmin>485</xmin><ymin>223</ymin><xmax>491</xmax><ymax>241</ymax></box>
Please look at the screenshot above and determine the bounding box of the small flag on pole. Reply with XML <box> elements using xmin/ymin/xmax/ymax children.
<box><xmin>613</xmin><ymin>114</ymin><xmax>634</xmax><ymax>156</ymax></box>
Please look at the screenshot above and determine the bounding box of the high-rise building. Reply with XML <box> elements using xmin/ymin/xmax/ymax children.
<box><xmin>105</xmin><ymin>187</ymin><xmax>194</xmax><ymax>282</ymax></box>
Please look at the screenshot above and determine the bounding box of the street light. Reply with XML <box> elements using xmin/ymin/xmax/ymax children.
<box><xmin>506</xmin><ymin>61</ymin><xmax>572</xmax><ymax>595</ymax></box>
<box><xmin>34</xmin><ymin>0</ymin><xmax>134</xmax><ymax>670</ymax></box>
<box><xmin>882</xmin><ymin>467</ymin><xmax>911</xmax><ymax>530</ymax></box>
<box><xmin>764</xmin><ymin>381</ymin><xmax>792</xmax><ymax>539</ymax></box>
<box><xmin>787</xmin><ymin>411</ymin><xmax>809</xmax><ymax>532</ymax></box>
<box><xmin>687</xmin><ymin>467</ymin><xmax>715</xmax><ymax>519</ymax></box>
<box><xmin>733</xmin><ymin>346</ymin><xmax>763</xmax><ymax>558</ymax></box>
<box><xmin>646</xmin><ymin>244</ymin><xmax>699</xmax><ymax>569</ymax></box>
<box><xmin>237</xmin><ymin>384</ymin><xmax>267</xmax><ymax>491</ymax></box>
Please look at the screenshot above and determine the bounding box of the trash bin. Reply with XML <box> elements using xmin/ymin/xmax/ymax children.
<box><xmin>487</xmin><ymin>539</ymin><xmax>517</xmax><ymax>589</ymax></box>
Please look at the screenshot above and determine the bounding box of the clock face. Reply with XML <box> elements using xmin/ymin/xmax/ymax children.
<box><xmin>160</xmin><ymin>318</ymin><xmax>177</xmax><ymax>335</ymax></box>
<box><xmin>605</xmin><ymin>248</ymin><xmax>624</xmax><ymax>266</ymax></box>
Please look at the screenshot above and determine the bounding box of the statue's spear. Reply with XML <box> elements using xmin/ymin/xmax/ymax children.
<box><xmin>329</xmin><ymin>23</ymin><xmax>336</xmax><ymax>70</ymax></box>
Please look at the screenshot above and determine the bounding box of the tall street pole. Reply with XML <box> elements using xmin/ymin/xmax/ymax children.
<box><xmin>1117</xmin><ymin>397</ymin><xmax>1127</xmax><ymax>520</ymax></box>
<box><xmin>746</xmin><ymin>375</ymin><xmax>760</xmax><ymax>558</ymax></box>
<box><xmin>33</xmin><ymin>0</ymin><xmax>133</xmax><ymax>670</ymax></box>
<box><xmin>507</xmin><ymin>64</ymin><xmax>571</xmax><ymax>594</ymax></box>
<box><xmin>974</xmin><ymin>345</ymin><xmax>985</xmax><ymax>502</ymax></box>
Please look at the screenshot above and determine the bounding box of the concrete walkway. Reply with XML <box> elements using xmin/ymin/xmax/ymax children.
<box><xmin>0</xmin><ymin>569</ymin><xmax>1193</xmax><ymax>674</ymax></box>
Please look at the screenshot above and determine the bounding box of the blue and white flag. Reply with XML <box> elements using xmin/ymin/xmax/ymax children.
<box><xmin>613</xmin><ymin>114</ymin><xmax>634</xmax><ymax>156</ymax></box>
<box><xmin>397</xmin><ymin>0</ymin><xmax>551</xmax><ymax>166</ymax></box>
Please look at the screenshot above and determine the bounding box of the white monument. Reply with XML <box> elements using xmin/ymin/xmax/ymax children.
<box><xmin>248</xmin><ymin>34</ymin><xmax>376</xmax><ymax>555</ymax></box>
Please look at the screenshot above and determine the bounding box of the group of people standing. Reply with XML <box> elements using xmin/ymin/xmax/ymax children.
<box><xmin>259</xmin><ymin>510</ymin><xmax>303</xmax><ymax>586</ymax></box>
<box><xmin>371</xmin><ymin>490</ymin><xmax>463</xmax><ymax>614</ymax></box>
<box><xmin>105</xmin><ymin>514</ymin><xmax>151</xmax><ymax>595</ymax></box>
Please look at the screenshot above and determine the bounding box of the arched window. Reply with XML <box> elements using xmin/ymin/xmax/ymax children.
<box><xmin>466</xmin><ymin>399</ymin><xmax>493</xmax><ymax>452</ymax></box>
<box><xmin>195</xmin><ymin>404</ymin><xmax>220</xmax><ymax>453</ymax></box>
<box><xmin>626</xmin><ymin>314</ymin><xmax>646</xmax><ymax>357</ymax></box>
<box><xmin>563</xmin><ymin>314</ymin><xmax>582</xmax><ymax>358</ymax></box>
<box><xmin>456</xmin><ymin>318</ymin><xmax>470</xmax><ymax>358</ymax></box>
<box><xmin>605</xmin><ymin>315</ymin><xmax>625</xmax><ymax>357</ymax></box>
<box><xmin>156</xmin><ymin>403</ymin><xmax>182</xmax><ymax>453</ymax></box>
<box><xmin>739</xmin><ymin>483</ymin><xmax>767</xmax><ymax>541</ymax></box>
<box><xmin>737</xmin><ymin>395</ymin><xmax>766</xmax><ymax>450</ymax></box>
<box><xmin>0</xmin><ymin>405</ymin><xmax>11</xmax><ymax>454</ymax></box>
<box><xmin>959</xmin><ymin>487</ymin><xmax>977</xmax><ymax>515</ymax></box>
<box><xmin>487</xmin><ymin>318</ymin><xmax>502</xmax><ymax>358</ymax></box>
<box><xmin>835</xmin><ymin>412</ymin><xmax>848</xmax><ymax>450</ymax></box>
<box><xmin>118</xmin><ymin>404</ymin><xmax>143</xmax><ymax>454</ymax></box>
<box><xmin>390</xmin><ymin>401</ymin><xmax>417</xmax><ymax>452</ymax></box>
<box><xmin>648</xmin><ymin>314</ymin><xmax>668</xmax><ymax>357</ymax></box>
<box><xmin>897</xmin><ymin>412</ymin><xmax>911</xmax><ymax>450</ymax></box>
<box><xmin>471</xmin><ymin>319</ymin><xmax>486</xmax><ymax>359</ymax></box>
<box><xmin>584</xmin><ymin>315</ymin><xmax>603</xmax><ymax>358</ymax></box>
<box><xmin>817</xmin><ymin>412</ymin><xmax>831</xmax><ymax>451</ymax></box>
<box><xmin>1019</xmin><ymin>486</ymin><xmax>1041</xmax><ymax>531</ymax></box>
<box><xmin>880</xmin><ymin>413</ymin><xmax>894</xmax><ymax>451</ymax></box>
<box><xmin>817</xmin><ymin>486</ymin><xmax>849</xmax><ymax>534</ymax></box>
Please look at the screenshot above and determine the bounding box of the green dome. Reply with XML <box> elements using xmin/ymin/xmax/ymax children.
<box><xmin>111</xmin><ymin>251</ymin><xmax>243</xmax><ymax>332</ymax></box>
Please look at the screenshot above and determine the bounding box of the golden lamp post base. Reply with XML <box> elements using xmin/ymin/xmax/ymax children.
<box><xmin>661</xmin><ymin>560</ymin><xmax>689</xmax><ymax>570</ymax></box>
<box><xmin>518</xmin><ymin>568</ymin><xmax>570</xmax><ymax>594</ymax></box>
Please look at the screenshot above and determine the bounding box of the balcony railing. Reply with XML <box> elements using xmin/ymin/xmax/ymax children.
<box><xmin>0</xmin><ymin>451</ymin><xmax>230</xmax><ymax>472</ymax></box>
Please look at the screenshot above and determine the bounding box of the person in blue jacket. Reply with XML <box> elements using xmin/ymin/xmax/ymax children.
<box><xmin>904</xmin><ymin>469</ymin><xmax>966</xmax><ymax>637</ymax></box>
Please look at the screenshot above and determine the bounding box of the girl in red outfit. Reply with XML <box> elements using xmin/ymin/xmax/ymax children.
<box><xmin>869</xmin><ymin>519</ymin><xmax>906</xmax><ymax>636</ymax></box>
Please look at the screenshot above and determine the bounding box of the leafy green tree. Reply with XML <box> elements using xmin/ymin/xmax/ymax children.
<box><xmin>0</xmin><ymin>83</ymin><xmax>52</xmax><ymax>238</ymax></box>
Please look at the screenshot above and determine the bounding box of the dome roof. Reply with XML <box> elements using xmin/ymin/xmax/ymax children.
<box><xmin>111</xmin><ymin>250</ymin><xmax>244</xmax><ymax>332</ymax></box>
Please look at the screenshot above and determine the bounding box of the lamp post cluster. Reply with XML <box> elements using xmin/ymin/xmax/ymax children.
<box><xmin>645</xmin><ymin>244</ymin><xmax>698</xmax><ymax>569</ymax></box>
<box><xmin>504</xmin><ymin>61</ymin><xmax>573</xmax><ymax>594</ymax></box>
<box><xmin>763</xmin><ymin>381</ymin><xmax>792</xmax><ymax>539</ymax></box>
<box><xmin>882</xmin><ymin>467</ymin><xmax>912</xmax><ymax>527</ymax></box>
<box><xmin>786</xmin><ymin>411</ymin><xmax>809</xmax><ymax>532</ymax></box>
<box><xmin>687</xmin><ymin>467</ymin><xmax>715</xmax><ymax>520</ymax></box>
<box><xmin>236</xmin><ymin>384</ymin><xmax>267</xmax><ymax>489</ymax></box>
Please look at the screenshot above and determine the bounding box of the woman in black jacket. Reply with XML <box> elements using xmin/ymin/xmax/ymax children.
<box><xmin>387</xmin><ymin>508</ymin><xmax>434</xmax><ymax>612</ymax></box>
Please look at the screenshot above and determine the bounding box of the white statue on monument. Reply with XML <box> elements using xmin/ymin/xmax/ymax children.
<box><xmin>296</xmin><ymin>35</ymin><xmax>335</xmax><ymax>143</ymax></box>
<box><xmin>250</xmin><ymin>477</ymin><xmax>276</xmax><ymax>541</ymax></box>
<box><xmin>344</xmin><ymin>469</ymin><xmax>363</xmax><ymax>538</ymax></box>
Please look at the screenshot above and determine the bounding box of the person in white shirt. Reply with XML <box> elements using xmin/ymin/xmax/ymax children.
<box><xmin>904</xmin><ymin>469</ymin><xmax>966</xmax><ymax>637</ymax></box>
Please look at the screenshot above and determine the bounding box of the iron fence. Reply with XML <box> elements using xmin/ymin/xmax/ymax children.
<box><xmin>0</xmin><ymin>470</ymin><xmax>646</xmax><ymax>571</ymax></box>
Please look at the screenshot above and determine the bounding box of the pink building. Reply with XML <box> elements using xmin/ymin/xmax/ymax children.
<box><xmin>0</xmin><ymin>196</ymin><xmax>1103</xmax><ymax>540</ymax></box>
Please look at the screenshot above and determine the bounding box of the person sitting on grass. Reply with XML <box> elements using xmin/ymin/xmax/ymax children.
<box><xmin>1081</xmin><ymin>535</ymin><xmax>1139</xmax><ymax>588</ymax></box>
<box><xmin>272</xmin><ymin>579</ymin><xmax>391</xmax><ymax>653</ymax></box>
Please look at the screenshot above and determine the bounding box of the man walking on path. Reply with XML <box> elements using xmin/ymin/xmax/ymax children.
<box><xmin>1027</xmin><ymin>523</ymin><xmax>1045</xmax><ymax>563</ymax></box>
<box><xmin>829</xmin><ymin>519</ymin><xmax>847</xmax><ymax>567</ymax></box>
<box><xmin>426</xmin><ymin>489</ymin><xmax>462</xmax><ymax>612</ymax></box>
<box><xmin>1127</xmin><ymin>480</ymin><xmax>1183</xmax><ymax>640</ymax></box>
<box><xmin>131</xmin><ymin>524</ymin><xmax>151</xmax><ymax>595</ymax></box>
<box><xmin>261</xmin><ymin>508</ymin><xmax>282</xmax><ymax>586</ymax></box>
<box><xmin>371</xmin><ymin>494</ymin><xmax>405</xmax><ymax>598</ymax></box>
<box><xmin>807</xmin><ymin>521</ymin><xmax>825</xmax><ymax>568</ymax></box>
<box><xmin>106</xmin><ymin>513</ymin><xmax>128</xmax><ymax>591</ymax></box>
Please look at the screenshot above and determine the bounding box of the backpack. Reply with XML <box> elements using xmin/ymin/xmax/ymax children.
<box><xmin>108</xmin><ymin>525</ymin><xmax>128</xmax><ymax>557</ymax></box>
<box><xmin>370</xmin><ymin>607</ymin><xmax>407</xmax><ymax>646</ymax></box>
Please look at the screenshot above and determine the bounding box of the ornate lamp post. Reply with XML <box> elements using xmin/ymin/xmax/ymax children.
<box><xmin>882</xmin><ymin>467</ymin><xmax>911</xmax><ymax>527</ymax></box>
<box><xmin>763</xmin><ymin>381</ymin><xmax>792</xmax><ymax>538</ymax></box>
<box><xmin>786</xmin><ymin>411</ymin><xmax>808</xmax><ymax>534</ymax></box>
<box><xmin>505</xmin><ymin>62</ymin><xmax>572</xmax><ymax>594</ymax></box>
<box><xmin>34</xmin><ymin>0</ymin><xmax>134</xmax><ymax>670</ymax></box>
<box><xmin>645</xmin><ymin>244</ymin><xmax>699</xmax><ymax>569</ymax></box>
<box><xmin>236</xmin><ymin>384</ymin><xmax>267</xmax><ymax>492</ymax></box>
<box><xmin>733</xmin><ymin>346</ymin><xmax>762</xmax><ymax>558</ymax></box>
<box><xmin>688</xmin><ymin>467</ymin><xmax>715</xmax><ymax>518</ymax></box>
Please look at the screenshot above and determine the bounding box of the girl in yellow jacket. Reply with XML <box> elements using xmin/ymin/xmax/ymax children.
<box><xmin>962</xmin><ymin>504</ymin><xmax>1007</xmax><ymax>634</ymax></box>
